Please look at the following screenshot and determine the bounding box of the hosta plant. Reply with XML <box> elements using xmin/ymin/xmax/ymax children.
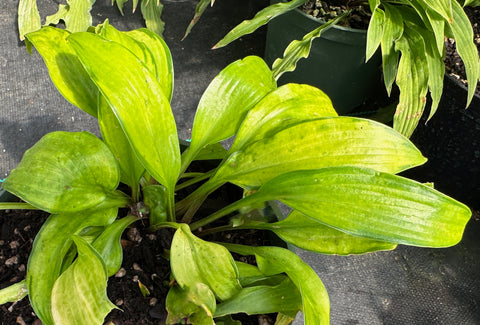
<box><xmin>0</xmin><ymin>22</ymin><xmax>472</xmax><ymax>325</ymax></box>
<box><xmin>190</xmin><ymin>0</ymin><xmax>480</xmax><ymax>137</ymax></box>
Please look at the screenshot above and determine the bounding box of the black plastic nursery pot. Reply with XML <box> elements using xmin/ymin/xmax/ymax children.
<box><xmin>264</xmin><ymin>7</ymin><xmax>384</xmax><ymax>114</ymax></box>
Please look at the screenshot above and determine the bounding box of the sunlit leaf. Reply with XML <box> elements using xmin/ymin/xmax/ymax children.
<box><xmin>380</xmin><ymin>4</ymin><xmax>403</xmax><ymax>95</ymax></box>
<box><xmin>366</xmin><ymin>7</ymin><xmax>385</xmax><ymax>62</ymax></box>
<box><xmin>51</xmin><ymin>236</ymin><xmax>116</xmax><ymax>324</ymax></box>
<box><xmin>3</xmin><ymin>132</ymin><xmax>128</xmax><ymax>213</ymax></box>
<box><xmin>214</xmin><ymin>0</ymin><xmax>308</xmax><ymax>49</ymax></box>
<box><xmin>229</xmin><ymin>83</ymin><xmax>336</xmax><ymax>153</ymax></box>
<box><xmin>215</xmin><ymin>117</ymin><xmax>426</xmax><ymax>189</ymax></box>
<box><xmin>26</xmin><ymin>27</ymin><xmax>98</xmax><ymax>117</ymax></box>
<box><xmin>256</xmin><ymin>210</ymin><xmax>397</xmax><ymax>255</ymax></box>
<box><xmin>18</xmin><ymin>0</ymin><xmax>41</xmax><ymax>40</ymax></box>
<box><xmin>244</xmin><ymin>167</ymin><xmax>471</xmax><ymax>247</ymax></box>
<box><xmin>68</xmin><ymin>32</ymin><xmax>180</xmax><ymax>200</ymax></box>
<box><xmin>171</xmin><ymin>224</ymin><xmax>241</xmax><ymax>301</ymax></box>
<box><xmin>0</xmin><ymin>280</ymin><xmax>28</xmax><ymax>304</ymax></box>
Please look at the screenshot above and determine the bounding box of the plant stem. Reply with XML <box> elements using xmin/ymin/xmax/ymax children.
<box><xmin>175</xmin><ymin>170</ymin><xmax>215</xmax><ymax>192</ymax></box>
<box><xmin>179</xmin><ymin>146</ymin><xmax>199</xmax><ymax>178</ymax></box>
<box><xmin>0</xmin><ymin>202</ymin><xmax>39</xmax><ymax>210</ymax></box>
<box><xmin>189</xmin><ymin>195</ymin><xmax>257</xmax><ymax>231</ymax></box>
<box><xmin>166</xmin><ymin>187</ymin><xmax>176</xmax><ymax>223</ymax></box>
<box><xmin>149</xmin><ymin>221</ymin><xmax>181</xmax><ymax>231</ymax></box>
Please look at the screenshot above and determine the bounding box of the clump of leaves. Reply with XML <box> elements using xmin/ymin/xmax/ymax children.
<box><xmin>192</xmin><ymin>0</ymin><xmax>480</xmax><ymax>138</ymax></box>
<box><xmin>0</xmin><ymin>22</ymin><xmax>472</xmax><ymax>325</ymax></box>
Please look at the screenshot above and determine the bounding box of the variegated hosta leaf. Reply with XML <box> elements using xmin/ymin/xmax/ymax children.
<box><xmin>27</xmin><ymin>209</ymin><xmax>118</xmax><ymax>325</ymax></box>
<box><xmin>224</xmin><ymin>244</ymin><xmax>329</xmax><ymax>325</ymax></box>
<box><xmin>255</xmin><ymin>210</ymin><xmax>397</xmax><ymax>255</ymax></box>
<box><xmin>51</xmin><ymin>236</ymin><xmax>116</xmax><ymax>324</ymax></box>
<box><xmin>2</xmin><ymin>131</ymin><xmax>128</xmax><ymax>213</ymax></box>
<box><xmin>213</xmin><ymin>0</ymin><xmax>308</xmax><ymax>49</ymax></box>
<box><xmin>246</xmin><ymin>167</ymin><xmax>471</xmax><ymax>247</ymax></box>
<box><xmin>229</xmin><ymin>83</ymin><xmax>337</xmax><ymax>153</ymax></box>
<box><xmin>214</xmin><ymin>117</ymin><xmax>426</xmax><ymax>189</ymax></box>
<box><xmin>171</xmin><ymin>224</ymin><xmax>241</xmax><ymax>301</ymax></box>
<box><xmin>166</xmin><ymin>283</ymin><xmax>216</xmax><ymax>325</ymax></box>
<box><xmin>18</xmin><ymin>0</ymin><xmax>41</xmax><ymax>40</ymax></box>
<box><xmin>67</xmin><ymin>32</ymin><xmax>180</xmax><ymax>198</ymax></box>
<box><xmin>0</xmin><ymin>280</ymin><xmax>28</xmax><ymax>304</ymax></box>
<box><xmin>25</xmin><ymin>27</ymin><xmax>98</xmax><ymax>117</ymax></box>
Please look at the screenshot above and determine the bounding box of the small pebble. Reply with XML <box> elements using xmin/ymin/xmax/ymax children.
<box><xmin>9</xmin><ymin>240</ymin><xmax>20</xmax><ymax>249</ymax></box>
<box><xmin>133</xmin><ymin>275</ymin><xmax>139</xmax><ymax>282</ymax></box>
<box><xmin>147</xmin><ymin>234</ymin><xmax>157</xmax><ymax>241</ymax></box>
<box><xmin>115</xmin><ymin>299</ymin><xmax>124</xmax><ymax>306</ymax></box>
<box><xmin>133</xmin><ymin>263</ymin><xmax>143</xmax><ymax>272</ymax></box>
<box><xmin>0</xmin><ymin>240</ymin><xmax>5</xmax><ymax>245</ymax></box>
<box><xmin>6</xmin><ymin>256</ymin><xmax>19</xmax><ymax>266</ymax></box>
<box><xmin>149</xmin><ymin>297</ymin><xmax>158</xmax><ymax>306</ymax></box>
<box><xmin>16</xmin><ymin>315</ymin><xmax>26</xmax><ymax>325</ymax></box>
<box><xmin>23</xmin><ymin>225</ymin><xmax>31</xmax><ymax>232</ymax></box>
<box><xmin>18</xmin><ymin>264</ymin><xmax>25</xmax><ymax>272</ymax></box>
<box><xmin>114</xmin><ymin>267</ymin><xmax>126</xmax><ymax>278</ymax></box>
<box><xmin>127</xmin><ymin>228</ymin><xmax>142</xmax><ymax>243</ymax></box>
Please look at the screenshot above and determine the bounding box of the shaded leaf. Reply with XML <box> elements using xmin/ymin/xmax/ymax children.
<box><xmin>380</xmin><ymin>4</ymin><xmax>403</xmax><ymax>95</ymax></box>
<box><xmin>92</xmin><ymin>215</ymin><xmax>139</xmax><ymax>276</ymax></box>
<box><xmin>27</xmin><ymin>209</ymin><xmax>117</xmax><ymax>325</ymax></box>
<box><xmin>141</xmin><ymin>0</ymin><xmax>165</xmax><ymax>36</ymax></box>
<box><xmin>166</xmin><ymin>283</ymin><xmax>216</xmax><ymax>325</ymax></box>
<box><xmin>51</xmin><ymin>236</ymin><xmax>116</xmax><ymax>324</ymax></box>
<box><xmin>225</xmin><ymin>244</ymin><xmax>329</xmax><ymax>325</ymax></box>
<box><xmin>256</xmin><ymin>210</ymin><xmax>397</xmax><ymax>255</ymax></box>
<box><xmin>26</xmin><ymin>27</ymin><xmax>98</xmax><ymax>117</ymax></box>
<box><xmin>171</xmin><ymin>224</ymin><xmax>241</xmax><ymax>301</ymax></box>
<box><xmin>3</xmin><ymin>132</ymin><xmax>128</xmax><ymax>213</ymax></box>
<box><xmin>272</xmin><ymin>12</ymin><xmax>348</xmax><ymax>80</ymax></box>
<box><xmin>183</xmin><ymin>0</ymin><xmax>212</xmax><ymax>40</ymax></box>
<box><xmin>214</xmin><ymin>0</ymin><xmax>308</xmax><ymax>49</ymax></box>
<box><xmin>366</xmin><ymin>7</ymin><xmax>385</xmax><ymax>62</ymax></box>
<box><xmin>214</xmin><ymin>278</ymin><xmax>302</xmax><ymax>317</ymax></box>
<box><xmin>143</xmin><ymin>185</ymin><xmax>168</xmax><ymax>224</ymax></box>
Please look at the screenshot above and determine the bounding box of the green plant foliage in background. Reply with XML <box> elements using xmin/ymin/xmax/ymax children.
<box><xmin>0</xmin><ymin>22</ymin><xmax>472</xmax><ymax>325</ymax></box>
<box><xmin>202</xmin><ymin>0</ymin><xmax>480</xmax><ymax>138</ymax></box>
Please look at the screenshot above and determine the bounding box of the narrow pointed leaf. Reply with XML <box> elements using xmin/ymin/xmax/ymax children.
<box><xmin>229</xmin><ymin>83</ymin><xmax>336</xmax><ymax>153</ymax></box>
<box><xmin>225</xmin><ymin>244</ymin><xmax>329</xmax><ymax>325</ymax></box>
<box><xmin>423</xmin><ymin>0</ymin><xmax>453</xmax><ymax>23</ymax></box>
<box><xmin>214</xmin><ymin>0</ymin><xmax>308</xmax><ymax>49</ymax></box>
<box><xmin>0</xmin><ymin>280</ymin><xmax>28</xmax><ymax>304</ymax></box>
<box><xmin>251</xmin><ymin>167</ymin><xmax>471</xmax><ymax>247</ymax></box>
<box><xmin>393</xmin><ymin>28</ymin><xmax>429</xmax><ymax>137</ymax></box>
<box><xmin>258</xmin><ymin>210</ymin><xmax>397</xmax><ymax>255</ymax></box>
<box><xmin>272</xmin><ymin>12</ymin><xmax>348</xmax><ymax>80</ymax></box>
<box><xmin>63</xmin><ymin>0</ymin><xmax>95</xmax><ymax>33</ymax></box>
<box><xmin>214</xmin><ymin>278</ymin><xmax>302</xmax><ymax>317</ymax></box>
<box><xmin>18</xmin><ymin>0</ymin><xmax>41</xmax><ymax>40</ymax></box>
<box><xmin>380</xmin><ymin>4</ymin><xmax>403</xmax><ymax>95</ymax></box>
<box><xmin>183</xmin><ymin>0</ymin><xmax>212</xmax><ymax>40</ymax></box>
<box><xmin>3</xmin><ymin>132</ymin><xmax>128</xmax><ymax>213</ymax></box>
<box><xmin>171</xmin><ymin>224</ymin><xmax>241</xmax><ymax>301</ymax></box>
<box><xmin>215</xmin><ymin>117</ymin><xmax>426</xmax><ymax>189</ymax></box>
<box><xmin>141</xmin><ymin>0</ymin><xmax>165</xmax><ymax>36</ymax></box>
<box><xmin>425</xmin><ymin>7</ymin><xmax>446</xmax><ymax>56</ymax></box>
<box><xmin>26</xmin><ymin>27</ymin><xmax>98</xmax><ymax>117</ymax></box>
<box><xmin>51</xmin><ymin>236</ymin><xmax>116</xmax><ymax>324</ymax></box>
<box><xmin>68</xmin><ymin>32</ymin><xmax>180</xmax><ymax>193</ymax></box>
<box><xmin>189</xmin><ymin>56</ymin><xmax>276</xmax><ymax>158</ymax></box>
<box><xmin>449</xmin><ymin>0</ymin><xmax>480</xmax><ymax>107</ymax></box>
<box><xmin>366</xmin><ymin>8</ymin><xmax>385</xmax><ymax>62</ymax></box>
<box><xmin>92</xmin><ymin>215</ymin><xmax>139</xmax><ymax>276</ymax></box>
<box><xmin>27</xmin><ymin>209</ymin><xmax>117</xmax><ymax>325</ymax></box>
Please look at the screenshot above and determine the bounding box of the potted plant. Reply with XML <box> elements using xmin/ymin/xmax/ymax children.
<box><xmin>190</xmin><ymin>0</ymin><xmax>480</xmax><ymax>138</ymax></box>
<box><xmin>0</xmin><ymin>23</ymin><xmax>472</xmax><ymax>324</ymax></box>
